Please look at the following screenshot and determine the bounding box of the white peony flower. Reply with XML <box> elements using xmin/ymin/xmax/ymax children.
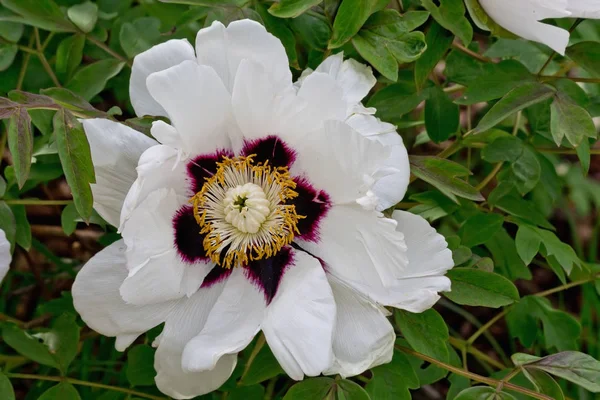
<box><xmin>0</xmin><ymin>229</ymin><xmax>10</xmax><ymax>282</ymax></box>
<box><xmin>72</xmin><ymin>19</ymin><xmax>454</xmax><ymax>399</ymax></box>
<box><xmin>479</xmin><ymin>0</ymin><xmax>600</xmax><ymax>55</ymax></box>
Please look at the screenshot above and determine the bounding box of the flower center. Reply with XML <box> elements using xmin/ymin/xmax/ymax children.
<box><xmin>190</xmin><ymin>155</ymin><xmax>303</xmax><ymax>269</ymax></box>
<box><xmin>223</xmin><ymin>183</ymin><xmax>270</xmax><ymax>234</ymax></box>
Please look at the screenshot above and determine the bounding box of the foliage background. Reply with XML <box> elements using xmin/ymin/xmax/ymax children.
<box><xmin>0</xmin><ymin>0</ymin><xmax>600</xmax><ymax>399</ymax></box>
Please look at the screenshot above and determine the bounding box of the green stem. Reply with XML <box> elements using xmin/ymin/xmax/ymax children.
<box><xmin>451</xmin><ymin>42</ymin><xmax>491</xmax><ymax>63</ymax></box>
<box><xmin>6</xmin><ymin>373</ymin><xmax>167</xmax><ymax>400</ymax></box>
<box><xmin>496</xmin><ymin>368</ymin><xmax>522</xmax><ymax>393</ymax></box>
<box><xmin>467</xmin><ymin>274</ymin><xmax>600</xmax><ymax>346</ymax></box>
<box><xmin>395</xmin><ymin>346</ymin><xmax>552</xmax><ymax>400</ymax></box>
<box><xmin>476</xmin><ymin>162</ymin><xmax>503</xmax><ymax>191</ymax></box>
<box><xmin>440</xmin><ymin>299</ymin><xmax>510</xmax><ymax>366</ymax></box>
<box><xmin>534</xmin><ymin>274</ymin><xmax>599</xmax><ymax>298</ymax></box>
<box><xmin>537</xmin><ymin>19</ymin><xmax>581</xmax><ymax>77</ymax></box>
<box><xmin>540</xmin><ymin>75</ymin><xmax>600</xmax><ymax>84</ymax></box>
<box><xmin>448</xmin><ymin>337</ymin><xmax>507</xmax><ymax>371</ymax></box>
<box><xmin>85</xmin><ymin>35</ymin><xmax>132</xmax><ymax>68</ymax></box>
<box><xmin>3</xmin><ymin>199</ymin><xmax>71</xmax><ymax>206</ymax></box>
<box><xmin>34</xmin><ymin>28</ymin><xmax>61</xmax><ymax>87</ymax></box>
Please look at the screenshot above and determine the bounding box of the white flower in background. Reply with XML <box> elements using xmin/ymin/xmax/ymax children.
<box><xmin>479</xmin><ymin>0</ymin><xmax>600</xmax><ymax>55</ymax></box>
<box><xmin>72</xmin><ymin>19</ymin><xmax>454</xmax><ymax>399</ymax></box>
<box><xmin>0</xmin><ymin>229</ymin><xmax>11</xmax><ymax>282</ymax></box>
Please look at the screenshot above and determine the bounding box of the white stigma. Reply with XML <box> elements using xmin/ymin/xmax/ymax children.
<box><xmin>223</xmin><ymin>183</ymin><xmax>271</xmax><ymax>234</ymax></box>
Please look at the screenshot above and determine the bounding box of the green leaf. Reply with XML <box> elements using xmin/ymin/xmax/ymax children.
<box><xmin>420</xmin><ymin>0</ymin><xmax>472</xmax><ymax>46</ymax></box>
<box><xmin>515</xmin><ymin>224</ymin><xmax>581</xmax><ymax>274</ymax></box>
<box><xmin>337</xmin><ymin>379</ymin><xmax>370</xmax><ymax>400</ymax></box>
<box><xmin>444</xmin><ymin>268</ymin><xmax>519</xmax><ymax>308</ymax></box>
<box><xmin>484</xmin><ymin>228</ymin><xmax>531</xmax><ymax>281</ymax></box>
<box><xmin>395</xmin><ymin>309</ymin><xmax>449</xmax><ymax>362</ymax></box>
<box><xmin>0</xmin><ymin>202</ymin><xmax>15</xmax><ymax>251</ymax></box>
<box><xmin>515</xmin><ymin>224</ymin><xmax>541</xmax><ymax>266</ymax></box>
<box><xmin>290</xmin><ymin>12</ymin><xmax>331</xmax><ymax>51</ymax></box>
<box><xmin>328</xmin><ymin>0</ymin><xmax>384</xmax><ymax>49</ymax></box>
<box><xmin>2</xmin><ymin>322</ymin><xmax>58</xmax><ymax>368</ymax></box>
<box><xmin>425</xmin><ymin>86</ymin><xmax>459</xmax><ymax>143</ymax></box>
<box><xmin>60</xmin><ymin>202</ymin><xmax>79</xmax><ymax>236</ymax></box>
<box><xmin>56</xmin><ymin>34</ymin><xmax>85</xmax><ymax>82</ymax></box>
<box><xmin>507</xmin><ymin>297</ymin><xmax>581</xmax><ymax>351</ymax></box>
<box><xmin>10</xmin><ymin>205</ymin><xmax>31</xmax><ymax>250</ymax></box>
<box><xmin>458</xmin><ymin>212</ymin><xmax>504</xmax><ymax>247</ymax></box>
<box><xmin>513</xmin><ymin>351</ymin><xmax>600</xmax><ymax>392</ymax></box>
<box><xmin>414</xmin><ymin>21</ymin><xmax>453</xmax><ymax>89</ymax></box>
<box><xmin>53</xmin><ymin>109</ymin><xmax>95</xmax><ymax>221</ymax></box>
<box><xmin>283</xmin><ymin>377</ymin><xmax>335</xmax><ymax>399</ymax></box>
<box><xmin>0</xmin><ymin>373</ymin><xmax>14</xmax><ymax>400</ymax></box>
<box><xmin>409</xmin><ymin>156</ymin><xmax>484</xmax><ymax>202</ymax></box>
<box><xmin>520</xmin><ymin>369</ymin><xmax>565</xmax><ymax>400</ymax></box>
<box><xmin>0</xmin><ymin>97</ymin><xmax>18</xmax><ymax>119</ymax></box>
<box><xmin>488</xmin><ymin>183</ymin><xmax>553</xmax><ymax>230</ymax></box>
<box><xmin>472</xmin><ymin>82</ymin><xmax>556</xmax><ymax>134</ymax></box>
<box><xmin>38</xmin><ymin>382</ymin><xmax>81</xmax><ymax>400</ymax></box>
<box><xmin>257</xmin><ymin>4</ymin><xmax>298</xmax><ymax>69</ymax></box>
<box><xmin>158</xmin><ymin>0</ymin><xmax>245</xmax><ymax>4</ymax></box>
<box><xmin>0</xmin><ymin>43</ymin><xmax>17</xmax><ymax>71</ymax></box>
<box><xmin>268</xmin><ymin>0</ymin><xmax>321</xmax><ymax>18</ymax></box>
<box><xmin>0</xmin><ymin>0</ymin><xmax>75</xmax><ymax>32</ymax></box>
<box><xmin>482</xmin><ymin>136</ymin><xmax>541</xmax><ymax>195</ymax></box>
<box><xmin>455</xmin><ymin>60</ymin><xmax>533</xmax><ymax>105</ymax></box>
<box><xmin>366</xmin><ymin>351</ymin><xmax>419</xmax><ymax>400</ymax></box>
<box><xmin>444</xmin><ymin>49</ymin><xmax>486</xmax><ymax>86</ymax></box>
<box><xmin>41</xmin><ymin>88</ymin><xmax>104</xmax><ymax>117</ymax></box>
<box><xmin>0</xmin><ymin>20</ymin><xmax>23</xmax><ymax>42</ymax></box>
<box><xmin>565</xmin><ymin>41</ymin><xmax>600</xmax><ymax>77</ymax></box>
<box><xmin>454</xmin><ymin>386</ymin><xmax>516</xmax><ymax>400</ymax></box>
<box><xmin>66</xmin><ymin>59</ymin><xmax>125</xmax><ymax>101</ymax></box>
<box><xmin>239</xmin><ymin>343</ymin><xmax>284</xmax><ymax>386</ymax></box>
<box><xmin>67</xmin><ymin>1</ymin><xmax>98</xmax><ymax>33</ymax></box>
<box><xmin>550</xmin><ymin>91</ymin><xmax>597</xmax><ymax>147</ymax></box>
<box><xmin>119</xmin><ymin>17</ymin><xmax>161</xmax><ymax>59</ymax></box>
<box><xmin>228</xmin><ymin>385</ymin><xmax>265</xmax><ymax>400</ymax></box>
<box><xmin>352</xmin><ymin>10</ymin><xmax>428</xmax><ymax>81</ymax></box>
<box><xmin>7</xmin><ymin>107</ymin><xmax>32</xmax><ymax>188</ymax></box>
<box><xmin>367</xmin><ymin>73</ymin><xmax>429</xmax><ymax>122</ymax></box>
<box><xmin>126</xmin><ymin>344</ymin><xmax>156</xmax><ymax>387</ymax></box>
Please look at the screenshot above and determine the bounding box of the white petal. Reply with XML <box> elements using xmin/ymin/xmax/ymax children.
<box><xmin>72</xmin><ymin>240</ymin><xmax>175</xmax><ymax>348</ymax></box>
<box><xmin>154</xmin><ymin>280</ymin><xmax>237</xmax><ymax>399</ymax></box>
<box><xmin>291</xmin><ymin>121</ymin><xmax>391</xmax><ymax>205</ymax></box>
<box><xmin>231</xmin><ymin>59</ymin><xmax>304</xmax><ymax>150</ymax></box>
<box><xmin>119</xmin><ymin>144</ymin><xmax>188</xmax><ymax>230</ymax></box>
<box><xmin>82</xmin><ymin>119</ymin><xmax>156</xmax><ymax>227</ymax></box>
<box><xmin>182</xmin><ymin>268</ymin><xmax>265</xmax><ymax>372</ymax></box>
<box><xmin>195</xmin><ymin>20</ymin><xmax>292</xmax><ymax>93</ymax></box>
<box><xmin>146</xmin><ymin>61</ymin><xmax>234</xmax><ymax>156</ymax></box>
<box><xmin>383</xmin><ymin>211</ymin><xmax>454</xmax><ymax>312</ymax></box>
<box><xmin>393</xmin><ymin>211</ymin><xmax>454</xmax><ymax>279</ymax></box>
<box><xmin>313</xmin><ymin>52</ymin><xmax>376</xmax><ymax>112</ymax></box>
<box><xmin>120</xmin><ymin>188</ymin><xmax>211</xmax><ymax>305</ymax></box>
<box><xmin>346</xmin><ymin>115</ymin><xmax>410</xmax><ymax>210</ymax></box>
<box><xmin>0</xmin><ymin>229</ymin><xmax>10</xmax><ymax>283</ymax></box>
<box><xmin>130</xmin><ymin>39</ymin><xmax>196</xmax><ymax>118</ymax></box>
<box><xmin>346</xmin><ymin>113</ymin><xmax>396</xmax><ymax>136</ymax></box>
<box><xmin>324</xmin><ymin>276</ymin><xmax>394</xmax><ymax>377</ymax></box>
<box><xmin>262</xmin><ymin>250</ymin><xmax>336</xmax><ymax>380</ymax></box>
<box><xmin>479</xmin><ymin>0</ymin><xmax>571</xmax><ymax>54</ymax></box>
<box><xmin>295</xmin><ymin>71</ymin><xmax>348</xmax><ymax>127</ymax></box>
<box><xmin>296</xmin><ymin>205</ymin><xmax>408</xmax><ymax>293</ymax></box>
<box><xmin>568</xmin><ymin>0</ymin><xmax>600</xmax><ymax>18</ymax></box>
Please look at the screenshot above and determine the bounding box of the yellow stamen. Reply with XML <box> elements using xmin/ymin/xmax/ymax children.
<box><xmin>190</xmin><ymin>155</ymin><xmax>304</xmax><ymax>269</ymax></box>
